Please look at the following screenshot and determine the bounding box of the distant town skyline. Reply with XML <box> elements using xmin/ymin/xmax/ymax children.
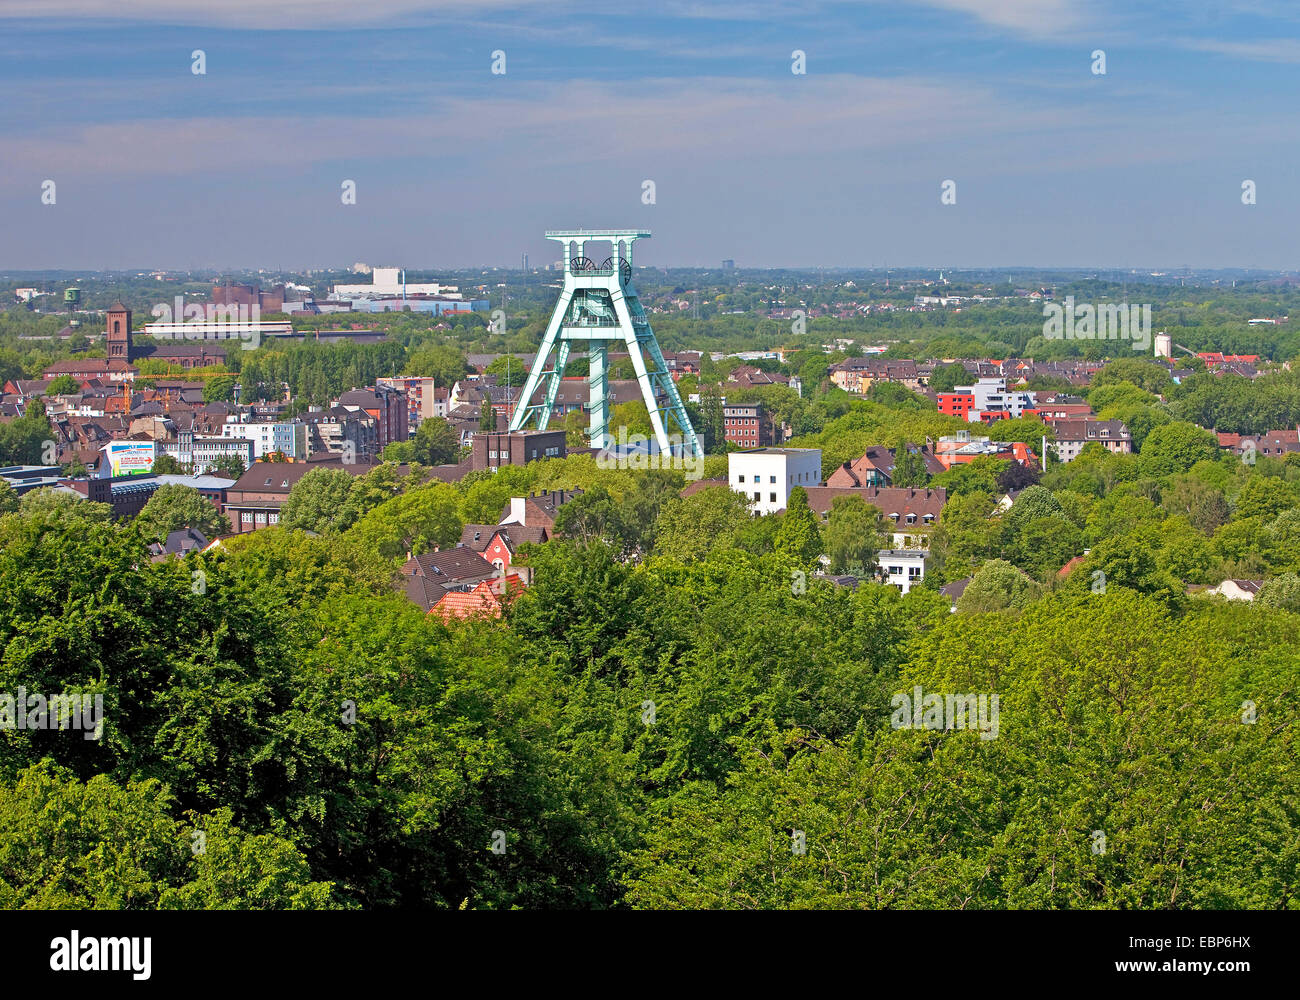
<box><xmin>2</xmin><ymin>1</ymin><xmax>1298</xmax><ymax>270</ymax></box>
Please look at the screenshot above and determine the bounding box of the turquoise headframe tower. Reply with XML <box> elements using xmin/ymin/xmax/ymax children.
<box><xmin>508</xmin><ymin>229</ymin><xmax>702</xmax><ymax>459</ymax></box>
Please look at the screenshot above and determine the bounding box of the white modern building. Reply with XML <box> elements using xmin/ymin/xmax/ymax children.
<box><xmin>969</xmin><ymin>378</ymin><xmax>1036</xmax><ymax>422</ymax></box>
<box><xmin>728</xmin><ymin>447</ymin><xmax>821</xmax><ymax>515</ymax></box>
<box><xmin>220</xmin><ymin>420</ymin><xmax>306</xmax><ymax>460</ymax></box>
<box><xmin>162</xmin><ymin>432</ymin><xmax>254</xmax><ymax>474</ymax></box>
<box><xmin>331</xmin><ymin>267</ymin><xmax>461</xmax><ymax>300</ymax></box>
<box><xmin>877</xmin><ymin>549</ymin><xmax>928</xmax><ymax>595</ymax></box>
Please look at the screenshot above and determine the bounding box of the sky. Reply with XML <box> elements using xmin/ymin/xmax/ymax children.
<box><xmin>1</xmin><ymin>0</ymin><xmax>1298</xmax><ymax>271</ymax></box>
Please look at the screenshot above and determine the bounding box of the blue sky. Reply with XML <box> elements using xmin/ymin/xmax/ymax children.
<box><xmin>1</xmin><ymin>0</ymin><xmax>1298</xmax><ymax>270</ymax></box>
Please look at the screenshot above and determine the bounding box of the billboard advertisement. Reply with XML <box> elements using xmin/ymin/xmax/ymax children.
<box><xmin>101</xmin><ymin>441</ymin><xmax>155</xmax><ymax>478</ymax></box>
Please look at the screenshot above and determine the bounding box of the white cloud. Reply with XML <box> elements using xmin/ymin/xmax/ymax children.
<box><xmin>0</xmin><ymin>74</ymin><xmax>1062</xmax><ymax>179</ymax></box>
<box><xmin>911</xmin><ymin>0</ymin><xmax>1089</xmax><ymax>35</ymax></box>
<box><xmin>1180</xmin><ymin>37</ymin><xmax>1300</xmax><ymax>63</ymax></box>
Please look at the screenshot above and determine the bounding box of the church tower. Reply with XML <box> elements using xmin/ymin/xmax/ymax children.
<box><xmin>106</xmin><ymin>301</ymin><xmax>133</xmax><ymax>362</ymax></box>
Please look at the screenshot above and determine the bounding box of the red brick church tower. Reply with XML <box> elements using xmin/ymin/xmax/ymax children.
<box><xmin>106</xmin><ymin>301</ymin><xmax>133</xmax><ymax>362</ymax></box>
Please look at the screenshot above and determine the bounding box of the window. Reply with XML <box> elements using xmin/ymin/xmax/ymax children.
<box><xmin>269</xmin><ymin>513</ymin><xmax>279</xmax><ymax>525</ymax></box>
<box><xmin>738</xmin><ymin>474</ymin><xmax>745</xmax><ymax>483</ymax></box>
<box><xmin>753</xmin><ymin>492</ymin><xmax>760</xmax><ymax>501</ymax></box>
<box><xmin>241</xmin><ymin>512</ymin><xmax>253</xmax><ymax>524</ymax></box>
<box><xmin>770</xmin><ymin>475</ymin><xmax>776</xmax><ymax>484</ymax></box>
<box><xmin>770</xmin><ymin>492</ymin><xmax>777</xmax><ymax>502</ymax></box>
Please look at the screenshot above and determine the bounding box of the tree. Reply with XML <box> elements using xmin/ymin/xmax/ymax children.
<box><xmin>0</xmin><ymin>763</ymin><xmax>337</xmax><ymax>910</ymax></box>
<box><xmin>1090</xmin><ymin>358</ymin><xmax>1173</xmax><ymax>395</ymax></box>
<box><xmin>563</xmin><ymin>409</ymin><xmax>588</xmax><ymax>450</ymax></box>
<box><xmin>822</xmin><ymin>494</ymin><xmax>885</xmax><ymax>575</ymax></box>
<box><xmin>152</xmin><ymin>453</ymin><xmax>187</xmax><ymax>475</ymax></box>
<box><xmin>135</xmin><ymin>484</ymin><xmax>231</xmax><ymax>541</ymax></box>
<box><xmin>932</xmin><ymin>457</ymin><xmax>1003</xmax><ymax>497</ymax></box>
<box><xmin>383</xmin><ymin>440</ymin><xmax>416</xmax><ymax>463</ymax></box>
<box><xmin>202</xmin><ymin>375</ymin><xmax>238</xmax><ymax>403</ymax></box>
<box><xmin>553</xmin><ymin>486</ymin><xmax>629</xmax><ymax>552</ymax></box>
<box><xmin>773</xmin><ymin>486</ymin><xmax>822</xmax><ymax>566</ymax></box>
<box><xmin>480</xmin><ymin>398</ymin><xmax>496</xmax><ymax>433</ymax></box>
<box><xmin>16</xmin><ymin>487</ymin><xmax>113</xmax><ymax>522</ymax></box>
<box><xmin>1234</xmin><ymin>475</ymin><xmax>1297</xmax><ymax>522</ymax></box>
<box><xmin>699</xmin><ymin>384</ymin><xmax>725</xmax><ymax>453</ymax></box>
<box><xmin>1002</xmin><ymin>484</ymin><xmax>1064</xmax><ymax>533</ymax></box>
<box><xmin>1139</xmin><ymin>422</ymin><xmax>1219</xmax><ymax>477</ymax></box>
<box><xmin>345</xmin><ymin>482</ymin><xmax>463</xmax><ymax>560</ymax></box>
<box><xmin>891</xmin><ymin>446</ymin><xmax>929</xmax><ymax>487</ymax></box>
<box><xmin>45</xmin><ymin>374</ymin><xmax>80</xmax><ymax>395</ymax></box>
<box><xmin>927</xmin><ymin>363</ymin><xmax>968</xmax><ymax>394</ymax></box>
<box><xmin>956</xmin><ymin>558</ymin><xmax>1040</xmax><ymax>613</ymax></box>
<box><xmin>0</xmin><ymin>480</ymin><xmax>18</xmax><ymax>514</ymax></box>
<box><xmin>0</xmin><ymin>408</ymin><xmax>53</xmax><ymax>466</ymax></box>
<box><xmin>654</xmin><ymin>486</ymin><xmax>755</xmax><ymax>561</ymax></box>
<box><xmin>280</xmin><ymin>467</ymin><xmax>361</xmax><ymax>534</ymax></box>
<box><xmin>997</xmin><ymin>460</ymin><xmax>1040</xmax><ymax>492</ymax></box>
<box><xmin>483</xmin><ymin>355</ymin><xmax>528</xmax><ymax>387</ymax></box>
<box><xmin>412</xmin><ymin>417</ymin><xmax>460</xmax><ymax>466</ymax></box>
<box><xmin>404</xmin><ymin>344</ymin><xmax>470</xmax><ymax>386</ymax></box>
<box><xmin>1256</xmin><ymin>573</ymin><xmax>1300</xmax><ymax>612</ymax></box>
<box><xmin>210</xmin><ymin>454</ymin><xmax>247</xmax><ymax>480</ymax></box>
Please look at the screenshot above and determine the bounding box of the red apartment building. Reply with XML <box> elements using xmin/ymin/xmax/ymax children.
<box><xmin>937</xmin><ymin>392</ymin><xmax>975</xmax><ymax>421</ymax></box>
<box><xmin>723</xmin><ymin>402</ymin><xmax>772</xmax><ymax>448</ymax></box>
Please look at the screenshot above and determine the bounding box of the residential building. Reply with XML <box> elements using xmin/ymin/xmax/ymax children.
<box><xmin>801</xmin><ymin>485</ymin><xmax>946</xmax><ymax>548</ymax></box>
<box><xmin>459</xmin><ymin>523</ymin><xmax>549</xmax><ymax>584</ymax></box>
<box><xmin>1048</xmin><ymin>418</ymin><xmax>1133</xmax><ymax>462</ymax></box>
<box><xmin>728</xmin><ymin>448</ymin><xmax>822</xmax><ymax>515</ymax></box>
<box><xmin>1218</xmin><ymin>427</ymin><xmax>1300</xmax><ymax>460</ymax></box>
<box><xmin>877</xmin><ymin>549</ymin><xmax>928</xmax><ymax>595</ymax></box>
<box><xmin>377</xmin><ymin>375</ymin><xmax>438</xmax><ymax>430</ymax></box>
<box><xmin>401</xmin><ymin>547</ymin><xmax>497</xmax><ymax>598</ymax></box>
<box><xmin>933</xmin><ymin>430</ymin><xmax>1034</xmax><ymax>469</ymax></box>
<box><xmin>826</xmin><ymin>445</ymin><xmax>945</xmax><ymax>488</ymax></box>
<box><xmin>163</xmin><ymin>431</ymin><xmax>255</xmax><ymax>475</ymax></box>
<box><xmin>939</xmin><ymin>378</ymin><xmax>1037</xmax><ymax>423</ymax></box>
<box><xmin>471</xmin><ymin>430</ymin><xmax>565</xmax><ymax>472</ymax></box>
<box><xmin>499</xmin><ymin>489</ymin><xmax>584</xmax><ymax>531</ymax></box>
<box><xmin>301</xmin><ymin>406</ymin><xmax>378</xmax><ymax>462</ymax></box>
<box><xmin>722</xmin><ymin>402</ymin><xmax>772</xmax><ymax>448</ymax></box>
<box><xmin>337</xmin><ymin>386</ymin><xmax>408</xmax><ymax>454</ymax></box>
<box><xmin>220</xmin><ymin>419</ymin><xmax>306</xmax><ymax>460</ymax></box>
<box><xmin>430</xmin><ymin>574</ymin><xmax>525</xmax><ymax>621</ymax></box>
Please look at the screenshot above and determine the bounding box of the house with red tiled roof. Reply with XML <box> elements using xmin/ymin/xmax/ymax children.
<box><xmin>431</xmin><ymin>574</ymin><xmax>525</xmax><ymax>621</ymax></box>
<box><xmin>1220</xmin><ymin>427</ymin><xmax>1300</xmax><ymax>460</ymax></box>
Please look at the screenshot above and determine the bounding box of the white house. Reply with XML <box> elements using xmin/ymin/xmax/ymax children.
<box><xmin>877</xmin><ymin>549</ymin><xmax>928</xmax><ymax>595</ymax></box>
<box><xmin>728</xmin><ymin>447</ymin><xmax>821</xmax><ymax>515</ymax></box>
